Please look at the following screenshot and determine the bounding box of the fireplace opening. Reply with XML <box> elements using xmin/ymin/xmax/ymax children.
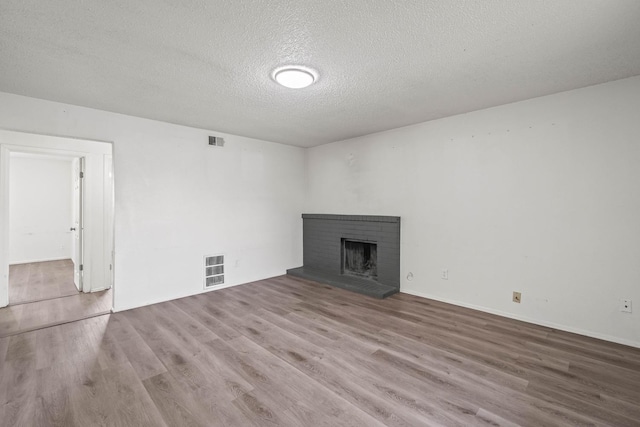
<box><xmin>342</xmin><ymin>239</ymin><xmax>377</xmax><ymax>279</ymax></box>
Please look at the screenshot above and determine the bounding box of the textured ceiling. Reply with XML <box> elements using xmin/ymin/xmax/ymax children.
<box><xmin>1</xmin><ymin>1</ymin><xmax>640</xmax><ymax>147</ymax></box>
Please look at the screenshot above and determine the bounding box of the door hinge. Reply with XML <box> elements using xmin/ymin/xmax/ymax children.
<box><xmin>109</xmin><ymin>264</ymin><xmax>112</xmax><ymax>271</ymax></box>
<box><xmin>80</xmin><ymin>171</ymin><xmax>84</xmax><ymax>179</ymax></box>
<box><xmin>79</xmin><ymin>264</ymin><xmax>84</xmax><ymax>271</ymax></box>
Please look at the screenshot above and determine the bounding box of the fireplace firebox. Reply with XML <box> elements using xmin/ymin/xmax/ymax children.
<box><xmin>342</xmin><ymin>239</ymin><xmax>377</xmax><ymax>279</ymax></box>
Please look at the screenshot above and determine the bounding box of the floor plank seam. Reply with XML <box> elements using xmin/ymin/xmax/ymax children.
<box><xmin>0</xmin><ymin>310</ymin><xmax>111</xmax><ymax>338</ymax></box>
<box><xmin>7</xmin><ymin>292</ymin><xmax>84</xmax><ymax>307</ymax></box>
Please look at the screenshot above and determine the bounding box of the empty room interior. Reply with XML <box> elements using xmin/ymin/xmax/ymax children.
<box><xmin>0</xmin><ymin>1</ymin><xmax>639</xmax><ymax>426</ymax></box>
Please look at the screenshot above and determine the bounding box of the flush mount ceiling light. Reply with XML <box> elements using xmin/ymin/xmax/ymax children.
<box><xmin>272</xmin><ymin>66</ymin><xmax>317</xmax><ymax>89</ymax></box>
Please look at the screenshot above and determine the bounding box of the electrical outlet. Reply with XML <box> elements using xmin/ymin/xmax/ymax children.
<box><xmin>621</xmin><ymin>299</ymin><xmax>632</xmax><ymax>313</ymax></box>
<box><xmin>441</xmin><ymin>269</ymin><xmax>448</xmax><ymax>280</ymax></box>
<box><xmin>513</xmin><ymin>292</ymin><xmax>521</xmax><ymax>303</ymax></box>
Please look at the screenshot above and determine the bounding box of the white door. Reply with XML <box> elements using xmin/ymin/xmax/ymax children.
<box><xmin>71</xmin><ymin>157</ymin><xmax>84</xmax><ymax>291</ymax></box>
<box><xmin>104</xmin><ymin>155</ymin><xmax>114</xmax><ymax>290</ymax></box>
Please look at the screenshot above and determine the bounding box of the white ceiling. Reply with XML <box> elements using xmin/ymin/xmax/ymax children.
<box><xmin>1</xmin><ymin>1</ymin><xmax>639</xmax><ymax>148</ymax></box>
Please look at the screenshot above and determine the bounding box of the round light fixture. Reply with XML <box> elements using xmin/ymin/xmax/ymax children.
<box><xmin>273</xmin><ymin>66</ymin><xmax>317</xmax><ymax>89</ymax></box>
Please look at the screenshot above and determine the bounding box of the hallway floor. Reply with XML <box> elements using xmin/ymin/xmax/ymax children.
<box><xmin>9</xmin><ymin>259</ymin><xmax>78</xmax><ymax>304</ymax></box>
<box><xmin>1</xmin><ymin>260</ymin><xmax>111</xmax><ymax>338</ymax></box>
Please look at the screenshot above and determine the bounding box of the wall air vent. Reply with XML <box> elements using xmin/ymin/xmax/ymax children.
<box><xmin>208</xmin><ymin>136</ymin><xmax>225</xmax><ymax>147</ymax></box>
<box><xmin>204</xmin><ymin>254</ymin><xmax>225</xmax><ymax>289</ymax></box>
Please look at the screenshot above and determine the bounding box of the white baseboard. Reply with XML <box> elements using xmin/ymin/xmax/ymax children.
<box><xmin>113</xmin><ymin>278</ymin><xmax>260</xmax><ymax>313</ymax></box>
<box><xmin>400</xmin><ymin>289</ymin><xmax>640</xmax><ymax>349</ymax></box>
<box><xmin>10</xmin><ymin>256</ymin><xmax>71</xmax><ymax>265</ymax></box>
<box><xmin>113</xmin><ymin>269</ymin><xmax>291</xmax><ymax>313</ymax></box>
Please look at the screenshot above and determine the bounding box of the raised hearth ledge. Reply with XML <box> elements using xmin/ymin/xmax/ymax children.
<box><xmin>286</xmin><ymin>266</ymin><xmax>398</xmax><ymax>299</ymax></box>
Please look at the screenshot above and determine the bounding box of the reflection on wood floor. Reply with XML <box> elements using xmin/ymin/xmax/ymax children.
<box><xmin>1</xmin><ymin>259</ymin><xmax>111</xmax><ymax>338</ymax></box>
<box><xmin>1</xmin><ymin>275</ymin><xmax>639</xmax><ymax>426</ymax></box>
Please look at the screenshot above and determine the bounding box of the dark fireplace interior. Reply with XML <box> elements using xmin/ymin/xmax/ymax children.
<box><xmin>342</xmin><ymin>239</ymin><xmax>377</xmax><ymax>279</ymax></box>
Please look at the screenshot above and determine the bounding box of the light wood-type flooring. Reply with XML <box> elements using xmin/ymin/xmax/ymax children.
<box><xmin>1</xmin><ymin>260</ymin><xmax>112</xmax><ymax>338</ymax></box>
<box><xmin>0</xmin><ymin>289</ymin><xmax>112</xmax><ymax>338</ymax></box>
<box><xmin>1</xmin><ymin>275</ymin><xmax>639</xmax><ymax>426</ymax></box>
<box><xmin>9</xmin><ymin>259</ymin><xmax>78</xmax><ymax>304</ymax></box>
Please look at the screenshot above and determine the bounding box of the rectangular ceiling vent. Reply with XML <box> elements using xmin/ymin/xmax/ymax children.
<box><xmin>204</xmin><ymin>254</ymin><xmax>225</xmax><ymax>289</ymax></box>
<box><xmin>208</xmin><ymin>136</ymin><xmax>225</xmax><ymax>147</ymax></box>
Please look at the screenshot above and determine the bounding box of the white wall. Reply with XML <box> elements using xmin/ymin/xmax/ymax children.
<box><xmin>9</xmin><ymin>155</ymin><xmax>73</xmax><ymax>264</ymax></box>
<box><xmin>306</xmin><ymin>76</ymin><xmax>640</xmax><ymax>347</ymax></box>
<box><xmin>0</xmin><ymin>93</ymin><xmax>305</xmax><ymax>311</ymax></box>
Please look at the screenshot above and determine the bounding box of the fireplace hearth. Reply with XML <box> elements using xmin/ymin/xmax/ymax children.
<box><xmin>287</xmin><ymin>214</ymin><xmax>400</xmax><ymax>298</ymax></box>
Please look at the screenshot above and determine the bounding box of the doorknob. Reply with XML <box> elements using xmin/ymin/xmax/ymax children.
<box><xmin>70</xmin><ymin>227</ymin><xmax>76</xmax><ymax>231</ymax></box>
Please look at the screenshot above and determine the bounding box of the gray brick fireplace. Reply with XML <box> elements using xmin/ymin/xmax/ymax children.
<box><xmin>287</xmin><ymin>214</ymin><xmax>401</xmax><ymax>298</ymax></box>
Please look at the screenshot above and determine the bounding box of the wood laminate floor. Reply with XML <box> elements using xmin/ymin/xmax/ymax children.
<box><xmin>9</xmin><ymin>259</ymin><xmax>78</xmax><ymax>304</ymax></box>
<box><xmin>0</xmin><ymin>288</ymin><xmax>112</xmax><ymax>338</ymax></box>
<box><xmin>1</xmin><ymin>275</ymin><xmax>639</xmax><ymax>426</ymax></box>
<box><xmin>3</xmin><ymin>259</ymin><xmax>111</xmax><ymax>338</ymax></box>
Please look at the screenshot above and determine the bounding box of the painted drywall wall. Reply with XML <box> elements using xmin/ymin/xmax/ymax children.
<box><xmin>0</xmin><ymin>93</ymin><xmax>305</xmax><ymax>311</ymax></box>
<box><xmin>306</xmin><ymin>76</ymin><xmax>640</xmax><ymax>347</ymax></box>
<box><xmin>9</xmin><ymin>155</ymin><xmax>73</xmax><ymax>264</ymax></box>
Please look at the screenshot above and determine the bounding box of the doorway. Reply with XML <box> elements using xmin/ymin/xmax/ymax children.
<box><xmin>8</xmin><ymin>152</ymin><xmax>81</xmax><ymax>304</ymax></box>
<box><xmin>0</xmin><ymin>130</ymin><xmax>114</xmax><ymax>336</ymax></box>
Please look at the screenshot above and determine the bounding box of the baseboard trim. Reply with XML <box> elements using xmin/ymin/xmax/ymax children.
<box><xmin>400</xmin><ymin>289</ymin><xmax>640</xmax><ymax>349</ymax></box>
<box><xmin>112</xmin><ymin>274</ymin><xmax>280</xmax><ymax>313</ymax></box>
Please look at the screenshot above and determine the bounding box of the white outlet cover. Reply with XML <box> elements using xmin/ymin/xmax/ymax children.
<box><xmin>441</xmin><ymin>269</ymin><xmax>448</xmax><ymax>280</ymax></box>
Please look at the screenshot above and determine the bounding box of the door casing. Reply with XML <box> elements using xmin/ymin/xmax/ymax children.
<box><xmin>0</xmin><ymin>130</ymin><xmax>113</xmax><ymax>308</ymax></box>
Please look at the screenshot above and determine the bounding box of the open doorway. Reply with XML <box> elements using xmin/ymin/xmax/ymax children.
<box><xmin>0</xmin><ymin>130</ymin><xmax>114</xmax><ymax>336</ymax></box>
<box><xmin>8</xmin><ymin>152</ymin><xmax>80</xmax><ymax>304</ymax></box>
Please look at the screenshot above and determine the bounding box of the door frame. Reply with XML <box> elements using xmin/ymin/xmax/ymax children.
<box><xmin>71</xmin><ymin>156</ymin><xmax>85</xmax><ymax>292</ymax></box>
<box><xmin>0</xmin><ymin>130</ymin><xmax>114</xmax><ymax>308</ymax></box>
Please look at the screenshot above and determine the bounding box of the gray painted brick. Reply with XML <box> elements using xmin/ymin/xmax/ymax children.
<box><xmin>300</xmin><ymin>213</ymin><xmax>401</xmax><ymax>289</ymax></box>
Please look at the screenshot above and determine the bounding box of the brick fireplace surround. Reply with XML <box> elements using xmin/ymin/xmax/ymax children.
<box><xmin>287</xmin><ymin>214</ymin><xmax>401</xmax><ymax>298</ymax></box>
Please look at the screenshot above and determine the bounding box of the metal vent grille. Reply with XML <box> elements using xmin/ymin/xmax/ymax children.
<box><xmin>204</xmin><ymin>255</ymin><xmax>224</xmax><ymax>288</ymax></box>
<box><xmin>208</xmin><ymin>136</ymin><xmax>225</xmax><ymax>147</ymax></box>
